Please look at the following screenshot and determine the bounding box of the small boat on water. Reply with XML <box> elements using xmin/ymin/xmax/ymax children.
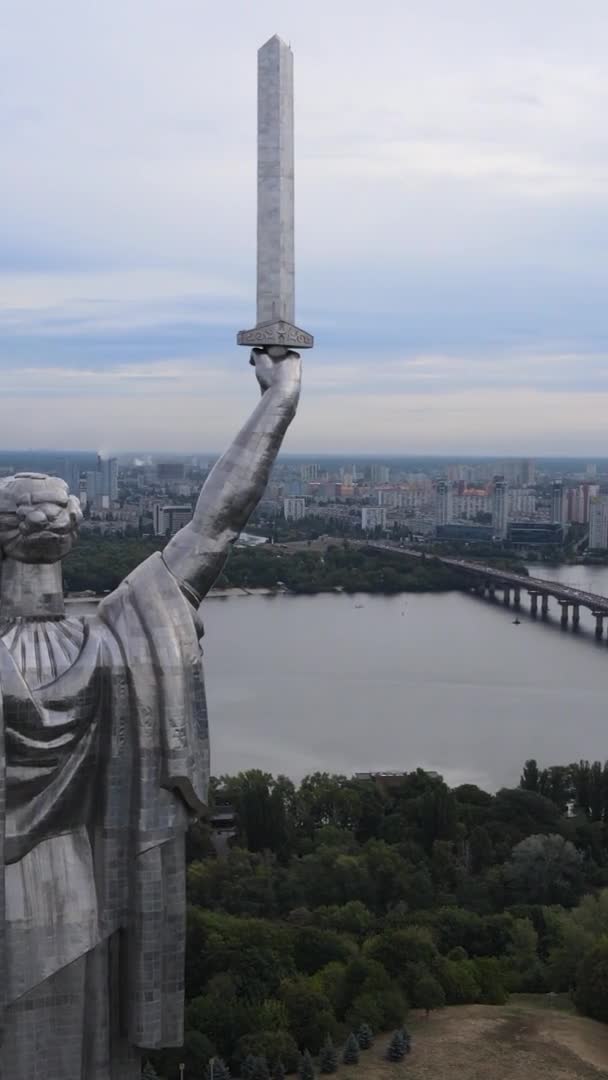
<box><xmin>512</xmin><ymin>618</ymin><xmax>521</xmax><ymax>625</ymax></box>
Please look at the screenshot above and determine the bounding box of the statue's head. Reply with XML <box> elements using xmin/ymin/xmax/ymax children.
<box><xmin>0</xmin><ymin>473</ymin><xmax>83</xmax><ymax>564</ymax></box>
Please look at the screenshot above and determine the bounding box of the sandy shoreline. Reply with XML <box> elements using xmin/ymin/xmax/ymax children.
<box><xmin>66</xmin><ymin>586</ymin><xmax>283</xmax><ymax>605</ymax></box>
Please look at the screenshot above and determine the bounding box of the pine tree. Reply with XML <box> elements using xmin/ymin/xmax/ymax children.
<box><xmin>386</xmin><ymin>1032</ymin><xmax>406</xmax><ymax>1062</ymax></box>
<box><xmin>319</xmin><ymin>1036</ymin><xmax>338</xmax><ymax>1074</ymax></box>
<box><xmin>208</xmin><ymin>1060</ymin><xmax>231</xmax><ymax>1080</ymax></box>
<box><xmin>242</xmin><ymin>1056</ymin><xmax>259</xmax><ymax>1080</ymax></box>
<box><xmin>272</xmin><ymin>1061</ymin><xmax>286</xmax><ymax>1080</ymax></box>
<box><xmin>251</xmin><ymin>1058</ymin><xmax>270</xmax><ymax>1080</ymax></box>
<box><xmin>399</xmin><ymin>1028</ymin><xmax>412</xmax><ymax>1055</ymax></box>
<box><xmin>142</xmin><ymin>1063</ymin><xmax>159</xmax><ymax>1080</ymax></box>
<box><xmin>356</xmin><ymin>1024</ymin><xmax>373</xmax><ymax>1051</ymax></box>
<box><xmin>342</xmin><ymin>1034</ymin><xmax>360</xmax><ymax>1066</ymax></box>
<box><xmin>298</xmin><ymin>1050</ymin><xmax>315</xmax><ymax>1080</ymax></box>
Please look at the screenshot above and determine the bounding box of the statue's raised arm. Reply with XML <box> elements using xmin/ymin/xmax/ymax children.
<box><xmin>163</xmin><ymin>346</ymin><xmax>301</xmax><ymax>600</ymax></box>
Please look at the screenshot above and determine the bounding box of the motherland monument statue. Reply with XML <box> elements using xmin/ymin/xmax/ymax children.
<box><xmin>0</xmin><ymin>35</ymin><xmax>312</xmax><ymax>1080</ymax></box>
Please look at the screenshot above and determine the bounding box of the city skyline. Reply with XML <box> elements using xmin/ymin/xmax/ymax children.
<box><xmin>3</xmin><ymin>2</ymin><xmax>608</xmax><ymax>452</ymax></box>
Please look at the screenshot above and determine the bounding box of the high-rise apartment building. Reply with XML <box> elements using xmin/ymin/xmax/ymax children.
<box><xmin>300</xmin><ymin>463</ymin><xmax>319</xmax><ymax>482</ymax></box>
<box><xmin>567</xmin><ymin>484</ymin><xmax>599</xmax><ymax>524</ymax></box>
<box><xmin>97</xmin><ymin>456</ymin><xmax>118</xmax><ymax>502</ymax></box>
<box><xmin>492</xmin><ymin>476</ymin><xmax>509</xmax><ymax>538</ymax></box>
<box><xmin>370</xmin><ymin>464</ymin><xmax>390</xmax><ymax>484</ymax></box>
<box><xmin>589</xmin><ymin>496</ymin><xmax>608</xmax><ymax>550</ymax></box>
<box><xmin>551</xmin><ymin>480</ymin><xmax>565</xmax><ymax>524</ymax></box>
<box><xmin>435</xmin><ymin>480</ymin><xmax>453</xmax><ymax>527</ymax></box>
<box><xmin>84</xmin><ymin>470</ymin><xmax>98</xmax><ymax>508</ymax></box>
<box><xmin>60</xmin><ymin>460</ymin><xmax>82</xmax><ymax>497</ymax></box>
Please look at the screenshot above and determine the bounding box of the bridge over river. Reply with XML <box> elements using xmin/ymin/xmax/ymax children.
<box><xmin>370</xmin><ymin>544</ymin><xmax>608</xmax><ymax>638</ymax></box>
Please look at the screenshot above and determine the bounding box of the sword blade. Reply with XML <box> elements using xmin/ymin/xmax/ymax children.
<box><xmin>238</xmin><ymin>36</ymin><xmax>313</xmax><ymax>350</ymax></box>
<box><xmin>257</xmin><ymin>35</ymin><xmax>295</xmax><ymax>326</ymax></box>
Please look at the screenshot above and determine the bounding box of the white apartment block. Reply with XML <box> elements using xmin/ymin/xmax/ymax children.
<box><xmin>361</xmin><ymin>506</ymin><xmax>387</xmax><ymax>531</ymax></box>
<box><xmin>283</xmin><ymin>497</ymin><xmax>306</xmax><ymax>521</ymax></box>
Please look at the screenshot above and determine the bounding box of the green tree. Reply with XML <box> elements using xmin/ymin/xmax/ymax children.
<box><xmin>472</xmin><ymin>958</ymin><xmax>508</xmax><ymax>1005</ymax></box>
<box><xmin>242</xmin><ymin>1056</ymin><xmax>259</xmax><ymax>1080</ymax></box>
<box><xmin>356</xmin><ymin>1023</ymin><xmax>373</xmax><ymax>1049</ymax></box>
<box><xmin>314</xmin><ymin>901</ymin><xmax>374</xmax><ymax>940</ymax></box>
<box><xmin>365</xmin><ymin>927</ymin><xmax>437</xmax><ymax>985</ymax></box>
<box><xmin>575</xmin><ymin>938</ymin><xmax>608</xmax><ymax>1021</ymax></box>
<box><xmin>547</xmin><ymin>915</ymin><xmax>592</xmax><ymax>993</ymax></box>
<box><xmin>236</xmin><ymin>1033</ymin><xmax>299</xmax><ymax>1074</ymax></box>
<box><xmin>318</xmin><ymin>1037</ymin><xmax>338</xmax><ymax>1074</ymax></box>
<box><xmin>251</xmin><ymin>1058</ymin><xmax>270</xmax><ymax>1080</ymax></box>
<box><xmin>217</xmin><ymin>771</ymin><xmax>293</xmax><ymax>853</ymax></box>
<box><xmin>505</xmin><ymin>834</ymin><xmax>584</xmax><ymax>906</ymax></box>
<box><xmin>298</xmin><ymin>1050</ymin><xmax>315</xmax><ymax>1080</ymax></box>
<box><xmin>208</xmin><ymin>1061</ymin><xmax>231</xmax><ymax>1080</ymax></box>
<box><xmin>399</xmin><ymin>1027</ymin><xmax>412</xmax><ymax>1054</ymax></box>
<box><xmin>386</xmin><ymin>1032</ymin><xmax>405</xmax><ymax>1062</ymax></box>
<box><xmin>342</xmin><ymin>1034</ymin><xmax>360</xmax><ymax>1065</ymax></box>
<box><xmin>469</xmin><ymin>826</ymin><xmax>494</xmax><ymax>873</ymax></box>
<box><xmin>293</xmin><ymin>928</ymin><xmax>355</xmax><ymax>975</ymax></box>
<box><xmin>280</xmin><ymin>978</ymin><xmax>337</xmax><ymax>1053</ymax></box>
<box><xmin>415</xmin><ymin>974</ymin><xmax>445</xmax><ymax>1017</ymax></box>
<box><xmin>272</xmin><ymin>1063</ymin><xmax>286</xmax><ymax>1080</ymax></box>
<box><xmin>418</xmin><ymin>783</ymin><xmax>458</xmax><ymax>852</ymax></box>
<box><xmin>520</xmin><ymin>759</ymin><xmax>540</xmax><ymax>792</ymax></box>
<box><xmin>507</xmin><ymin>917</ymin><xmax>544</xmax><ymax>992</ymax></box>
<box><xmin>438</xmin><ymin>958</ymin><xmax>481</xmax><ymax>1004</ymax></box>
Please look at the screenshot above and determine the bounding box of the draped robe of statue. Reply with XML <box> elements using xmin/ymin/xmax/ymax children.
<box><xmin>0</xmin><ymin>552</ymin><xmax>209</xmax><ymax>1080</ymax></box>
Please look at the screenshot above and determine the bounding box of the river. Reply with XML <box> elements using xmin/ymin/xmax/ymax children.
<box><xmin>68</xmin><ymin>564</ymin><xmax>608</xmax><ymax>792</ymax></box>
<box><xmin>200</xmin><ymin>563</ymin><xmax>608</xmax><ymax>791</ymax></box>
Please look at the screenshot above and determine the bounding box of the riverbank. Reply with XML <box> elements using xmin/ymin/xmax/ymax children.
<box><xmin>63</xmin><ymin>537</ymin><xmax>465</xmax><ymax>597</ymax></box>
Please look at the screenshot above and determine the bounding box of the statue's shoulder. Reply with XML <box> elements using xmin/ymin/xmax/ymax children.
<box><xmin>0</xmin><ymin>616</ymin><xmax>91</xmax><ymax>688</ymax></box>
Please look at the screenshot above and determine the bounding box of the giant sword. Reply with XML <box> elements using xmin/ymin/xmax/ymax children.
<box><xmin>238</xmin><ymin>35</ymin><xmax>313</xmax><ymax>353</ymax></box>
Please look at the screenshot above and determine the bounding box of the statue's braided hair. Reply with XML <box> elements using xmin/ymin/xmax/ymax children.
<box><xmin>0</xmin><ymin>472</ymin><xmax>82</xmax><ymax>557</ymax></box>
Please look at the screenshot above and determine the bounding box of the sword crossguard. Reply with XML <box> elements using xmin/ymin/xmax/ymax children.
<box><xmin>237</xmin><ymin>320</ymin><xmax>314</xmax><ymax>349</ymax></box>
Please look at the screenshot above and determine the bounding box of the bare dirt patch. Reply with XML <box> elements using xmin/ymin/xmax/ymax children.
<box><xmin>353</xmin><ymin>1004</ymin><xmax>608</xmax><ymax>1080</ymax></box>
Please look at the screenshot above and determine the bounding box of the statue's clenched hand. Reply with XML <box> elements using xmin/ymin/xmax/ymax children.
<box><xmin>250</xmin><ymin>347</ymin><xmax>301</xmax><ymax>403</ymax></box>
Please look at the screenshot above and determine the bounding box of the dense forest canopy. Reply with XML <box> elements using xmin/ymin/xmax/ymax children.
<box><xmin>64</xmin><ymin>535</ymin><xmax>478</xmax><ymax>595</ymax></box>
<box><xmin>150</xmin><ymin>759</ymin><xmax>608</xmax><ymax>1077</ymax></box>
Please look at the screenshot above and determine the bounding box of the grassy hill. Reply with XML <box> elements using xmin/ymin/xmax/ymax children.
<box><xmin>352</xmin><ymin>1000</ymin><xmax>608</xmax><ymax>1080</ymax></box>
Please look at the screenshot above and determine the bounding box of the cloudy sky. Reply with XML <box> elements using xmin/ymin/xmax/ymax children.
<box><xmin>2</xmin><ymin>0</ymin><xmax>608</xmax><ymax>453</ymax></box>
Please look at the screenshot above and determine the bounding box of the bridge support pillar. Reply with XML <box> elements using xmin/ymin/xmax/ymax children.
<box><xmin>594</xmin><ymin>612</ymin><xmax>604</xmax><ymax>640</ymax></box>
<box><xmin>503</xmin><ymin>586</ymin><xmax>510</xmax><ymax>606</ymax></box>
<box><xmin>541</xmin><ymin>594</ymin><xmax>549</xmax><ymax>619</ymax></box>
<box><xmin>513</xmin><ymin>587</ymin><xmax>521</xmax><ymax>609</ymax></box>
<box><xmin>488</xmin><ymin>584</ymin><xmax>496</xmax><ymax>601</ymax></box>
<box><xmin>529</xmin><ymin>592</ymin><xmax>538</xmax><ymax>616</ymax></box>
<box><xmin>559</xmin><ymin>601</ymin><xmax>569</xmax><ymax>627</ymax></box>
<box><xmin>572</xmin><ymin>603</ymin><xmax>580</xmax><ymax>630</ymax></box>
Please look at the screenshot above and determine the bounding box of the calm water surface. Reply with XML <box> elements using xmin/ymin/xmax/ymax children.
<box><xmin>202</xmin><ymin>564</ymin><xmax>608</xmax><ymax>791</ymax></box>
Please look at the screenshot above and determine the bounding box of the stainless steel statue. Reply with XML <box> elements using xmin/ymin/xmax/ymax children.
<box><xmin>0</xmin><ymin>32</ymin><xmax>310</xmax><ymax>1080</ymax></box>
<box><xmin>0</xmin><ymin>349</ymin><xmax>300</xmax><ymax>1079</ymax></box>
